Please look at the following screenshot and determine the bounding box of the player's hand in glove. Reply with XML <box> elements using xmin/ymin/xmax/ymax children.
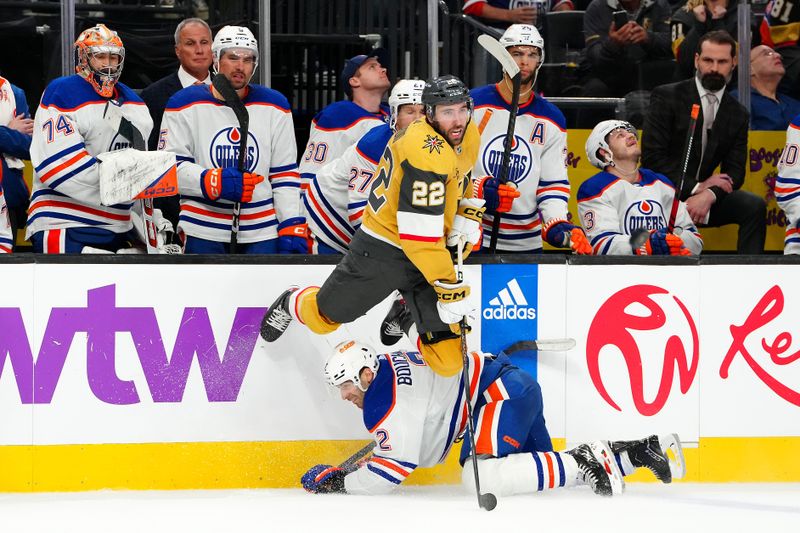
<box><xmin>447</xmin><ymin>198</ymin><xmax>485</xmax><ymax>256</ymax></box>
<box><xmin>634</xmin><ymin>228</ymin><xmax>691</xmax><ymax>256</ymax></box>
<box><xmin>277</xmin><ymin>217</ymin><xmax>309</xmax><ymax>254</ymax></box>
<box><xmin>474</xmin><ymin>176</ymin><xmax>520</xmax><ymax>213</ymax></box>
<box><xmin>301</xmin><ymin>464</ymin><xmax>346</xmax><ymax>494</ymax></box>
<box><xmin>433</xmin><ymin>279</ymin><xmax>474</xmax><ymax>324</ymax></box>
<box><xmin>543</xmin><ymin>220</ymin><xmax>592</xmax><ymax>255</ymax></box>
<box><xmin>202</xmin><ymin>168</ymin><xmax>264</xmax><ymax>203</ymax></box>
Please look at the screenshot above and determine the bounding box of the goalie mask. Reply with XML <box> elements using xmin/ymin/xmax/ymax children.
<box><xmin>388</xmin><ymin>79</ymin><xmax>425</xmax><ymax>130</ymax></box>
<box><xmin>586</xmin><ymin>120</ymin><xmax>638</xmax><ymax>169</ymax></box>
<box><xmin>212</xmin><ymin>25</ymin><xmax>259</xmax><ymax>79</ymax></box>
<box><xmin>325</xmin><ymin>340</ymin><xmax>380</xmax><ymax>392</ymax></box>
<box><xmin>74</xmin><ymin>24</ymin><xmax>125</xmax><ymax>98</ymax></box>
<box><xmin>500</xmin><ymin>24</ymin><xmax>545</xmax><ymax>85</ymax></box>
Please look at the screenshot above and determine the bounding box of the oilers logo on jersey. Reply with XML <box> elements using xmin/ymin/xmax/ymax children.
<box><xmin>624</xmin><ymin>200</ymin><xmax>667</xmax><ymax>234</ymax></box>
<box><xmin>108</xmin><ymin>133</ymin><xmax>132</xmax><ymax>152</ymax></box>
<box><xmin>208</xmin><ymin>127</ymin><xmax>259</xmax><ymax>171</ymax></box>
<box><xmin>481</xmin><ymin>133</ymin><xmax>533</xmax><ymax>184</ymax></box>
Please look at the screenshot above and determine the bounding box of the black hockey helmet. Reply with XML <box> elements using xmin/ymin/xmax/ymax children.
<box><xmin>422</xmin><ymin>74</ymin><xmax>473</xmax><ymax>122</ymax></box>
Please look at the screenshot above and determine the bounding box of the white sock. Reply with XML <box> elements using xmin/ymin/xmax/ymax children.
<box><xmin>462</xmin><ymin>452</ymin><xmax>579</xmax><ymax>497</ymax></box>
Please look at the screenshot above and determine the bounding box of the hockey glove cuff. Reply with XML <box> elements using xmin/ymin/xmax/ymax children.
<box><xmin>278</xmin><ymin>217</ymin><xmax>310</xmax><ymax>254</ymax></box>
<box><xmin>474</xmin><ymin>176</ymin><xmax>520</xmax><ymax>213</ymax></box>
<box><xmin>543</xmin><ymin>220</ymin><xmax>591</xmax><ymax>254</ymax></box>
<box><xmin>433</xmin><ymin>279</ymin><xmax>474</xmax><ymax>324</ymax></box>
<box><xmin>301</xmin><ymin>464</ymin><xmax>347</xmax><ymax>494</ymax></box>
<box><xmin>446</xmin><ymin>198</ymin><xmax>485</xmax><ymax>254</ymax></box>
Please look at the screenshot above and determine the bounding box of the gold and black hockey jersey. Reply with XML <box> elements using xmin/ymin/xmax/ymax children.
<box><xmin>361</xmin><ymin>118</ymin><xmax>480</xmax><ymax>285</ymax></box>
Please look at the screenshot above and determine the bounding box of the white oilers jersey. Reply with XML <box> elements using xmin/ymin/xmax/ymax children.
<box><xmin>777</xmin><ymin>117</ymin><xmax>800</xmax><ymax>252</ymax></box>
<box><xmin>576</xmin><ymin>168</ymin><xmax>703</xmax><ymax>255</ymax></box>
<box><xmin>299</xmin><ymin>100</ymin><xmax>389</xmax><ymax>192</ymax></box>
<box><xmin>471</xmin><ymin>84</ymin><xmax>570</xmax><ymax>252</ymax></box>
<box><xmin>304</xmin><ymin>124</ymin><xmax>393</xmax><ymax>252</ymax></box>
<box><xmin>345</xmin><ymin>350</ymin><xmax>499</xmax><ymax>495</ymax></box>
<box><xmin>161</xmin><ymin>84</ymin><xmax>300</xmax><ymax>243</ymax></box>
<box><xmin>27</xmin><ymin>75</ymin><xmax>152</xmax><ymax>238</ymax></box>
<box><xmin>0</xmin><ymin>183</ymin><xmax>11</xmax><ymax>253</ymax></box>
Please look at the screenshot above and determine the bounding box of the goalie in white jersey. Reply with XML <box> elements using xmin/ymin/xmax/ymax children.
<box><xmin>28</xmin><ymin>24</ymin><xmax>161</xmax><ymax>253</ymax></box>
<box><xmin>470</xmin><ymin>24</ymin><xmax>590</xmax><ymax>254</ymax></box>
<box><xmin>160</xmin><ymin>26</ymin><xmax>305</xmax><ymax>254</ymax></box>
<box><xmin>304</xmin><ymin>79</ymin><xmax>425</xmax><ymax>254</ymax></box>
<box><xmin>577</xmin><ymin>120</ymin><xmax>703</xmax><ymax>255</ymax></box>
<box><xmin>300</xmin><ymin>340</ymin><xmax>686</xmax><ymax>497</ymax></box>
<box><xmin>777</xmin><ymin>115</ymin><xmax>800</xmax><ymax>254</ymax></box>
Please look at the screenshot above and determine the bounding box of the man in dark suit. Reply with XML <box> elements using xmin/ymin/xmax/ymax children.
<box><xmin>642</xmin><ymin>30</ymin><xmax>766</xmax><ymax>254</ymax></box>
<box><xmin>141</xmin><ymin>17</ymin><xmax>213</xmax><ymax>231</ymax></box>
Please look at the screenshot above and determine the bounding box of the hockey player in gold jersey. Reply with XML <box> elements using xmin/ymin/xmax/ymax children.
<box><xmin>260</xmin><ymin>75</ymin><xmax>483</xmax><ymax>377</ymax></box>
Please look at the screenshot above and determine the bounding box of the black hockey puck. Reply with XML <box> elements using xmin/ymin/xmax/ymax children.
<box><xmin>480</xmin><ymin>492</ymin><xmax>497</xmax><ymax>511</ymax></box>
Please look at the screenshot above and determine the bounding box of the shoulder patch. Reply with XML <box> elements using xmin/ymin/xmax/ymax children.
<box><xmin>362</xmin><ymin>357</ymin><xmax>396</xmax><ymax>432</ymax></box>
<box><xmin>422</xmin><ymin>133</ymin><xmax>446</xmax><ymax>154</ymax></box>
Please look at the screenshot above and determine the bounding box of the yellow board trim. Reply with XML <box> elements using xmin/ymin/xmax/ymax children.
<box><xmin>2</xmin><ymin>437</ymin><xmax>799</xmax><ymax>492</ymax></box>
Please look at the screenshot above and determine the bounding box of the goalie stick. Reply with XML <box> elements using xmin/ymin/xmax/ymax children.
<box><xmin>212</xmin><ymin>73</ymin><xmax>250</xmax><ymax>254</ymax></box>
<box><xmin>478</xmin><ymin>34</ymin><xmax>521</xmax><ymax>254</ymax></box>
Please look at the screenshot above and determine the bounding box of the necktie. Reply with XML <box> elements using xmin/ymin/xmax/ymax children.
<box><xmin>697</xmin><ymin>93</ymin><xmax>718</xmax><ymax>179</ymax></box>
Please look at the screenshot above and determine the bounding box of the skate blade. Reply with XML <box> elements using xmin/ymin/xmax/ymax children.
<box><xmin>592</xmin><ymin>440</ymin><xmax>626</xmax><ymax>496</ymax></box>
<box><xmin>660</xmin><ymin>433</ymin><xmax>686</xmax><ymax>480</ymax></box>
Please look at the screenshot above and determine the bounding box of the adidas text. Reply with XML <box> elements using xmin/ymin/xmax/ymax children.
<box><xmin>482</xmin><ymin>306</ymin><xmax>536</xmax><ymax>320</ymax></box>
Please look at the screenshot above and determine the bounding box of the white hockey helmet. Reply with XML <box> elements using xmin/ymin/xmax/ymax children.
<box><xmin>324</xmin><ymin>340</ymin><xmax>380</xmax><ymax>392</ymax></box>
<box><xmin>212</xmin><ymin>25</ymin><xmax>259</xmax><ymax>74</ymax></box>
<box><xmin>500</xmin><ymin>24</ymin><xmax>545</xmax><ymax>83</ymax></box>
<box><xmin>388</xmin><ymin>79</ymin><xmax>425</xmax><ymax>130</ymax></box>
<box><xmin>585</xmin><ymin>120</ymin><xmax>638</xmax><ymax>169</ymax></box>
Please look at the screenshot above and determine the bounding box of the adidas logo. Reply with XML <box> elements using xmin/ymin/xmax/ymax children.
<box><xmin>483</xmin><ymin>278</ymin><xmax>536</xmax><ymax>320</ymax></box>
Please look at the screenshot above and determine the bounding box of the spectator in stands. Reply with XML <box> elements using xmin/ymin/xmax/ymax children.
<box><xmin>580</xmin><ymin>0</ymin><xmax>674</xmax><ymax>98</ymax></box>
<box><xmin>731</xmin><ymin>45</ymin><xmax>800</xmax><ymax>131</ymax></box>
<box><xmin>298</xmin><ymin>50</ymin><xmax>390</xmax><ymax>194</ymax></box>
<box><xmin>141</xmin><ymin>17</ymin><xmax>212</xmax><ymax>232</ymax></box>
<box><xmin>0</xmin><ymin>73</ymin><xmax>32</xmax><ymax>250</ymax></box>
<box><xmin>462</xmin><ymin>0</ymin><xmax>574</xmax><ymax>32</ymax></box>
<box><xmin>671</xmin><ymin>0</ymin><xmax>739</xmax><ymax>81</ymax></box>
<box><xmin>642</xmin><ymin>31</ymin><xmax>766</xmax><ymax>254</ymax></box>
<box><xmin>760</xmin><ymin>0</ymin><xmax>800</xmax><ymax>99</ymax></box>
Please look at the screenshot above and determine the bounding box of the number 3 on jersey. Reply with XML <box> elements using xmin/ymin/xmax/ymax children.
<box><xmin>368</xmin><ymin>146</ymin><xmax>394</xmax><ymax>213</ymax></box>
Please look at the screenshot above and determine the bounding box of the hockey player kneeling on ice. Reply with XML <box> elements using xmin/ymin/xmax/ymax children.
<box><xmin>301</xmin><ymin>341</ymin><xmax>686</xmax><ymax>496</ymax></box>
<box><xmin>27</xmin><ymin>24</ymin><xmax>175</xmax><ymax>254</ymax></box>
<box><xmin>577</xmin><ymin>120</ymin><xmax>703</xmax><ymax>256</ymax></box>
<box><xmin>160</xmin><ymin>26</ymin><xmax>305</xmax><ymax>254</ymax></box>
<box><xmin>261</xmin><ymin>75</ymin><xmax>484</xmax><ymax>378</ymax></box>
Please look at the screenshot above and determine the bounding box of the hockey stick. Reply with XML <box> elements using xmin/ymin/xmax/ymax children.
<box><xmin>502</xmin><ymin>338</ymin><xmax>576</xmax><ymax>354</ymax></box>
<box><xmin>103</xmin><ymin>102</ymin><xmax>166</xmax><ymax>254</ymax></box>
<box><xmin>478</xmin><ymin>34</ymin><xmax>521</xmax><ymax>254</ymax></box>
<box><xmin>456</xmin><ymin>236</ymin><xmax>497</xmax><ymax>512</ymax></box>
<box><xmin>212</xmin><ymin>73</ymin><xmax>250</xmax><ymax>253</ymax></box>
<box><xmin>667</xmin><ymin>104</ymin><xmax>701</xmax><ymax>232</ymax></box>
<box><xmin>339</xmin><ymin>441</ymin><xmax>375</xmax><ymax>469</ymax></box>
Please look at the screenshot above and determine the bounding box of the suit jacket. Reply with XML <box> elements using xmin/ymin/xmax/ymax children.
<box><xmin>641</xmin><ymin>78</ymin><xmax>749</xmax><ymax>203</ymax></box>
<box><xmin>140</xmin><ymin>72</ymin><xmax>182</xmax><ymax>151</ymax></box>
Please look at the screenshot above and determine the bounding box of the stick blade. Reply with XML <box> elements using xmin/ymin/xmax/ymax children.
<box><xmin>503</xmin><ymin>338</ymin><xmax>576</xmax><ymax>353</ymax></box>
<box><xmin>478</xmin><ymin>34</ymin><xmax>521</xmax><ymax>78</ymax></box>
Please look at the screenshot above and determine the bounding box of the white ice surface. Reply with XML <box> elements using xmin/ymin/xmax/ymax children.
<box><xmin>2</xmin><ymin>483</ymin><xmax>799</xmax><ymax>533</ymax></box>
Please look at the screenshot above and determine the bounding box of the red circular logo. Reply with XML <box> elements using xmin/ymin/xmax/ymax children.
<box><xmin>586</xmin><ymin>285</ymin><xmax>699</xmax><ymax>416</ymax></box>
